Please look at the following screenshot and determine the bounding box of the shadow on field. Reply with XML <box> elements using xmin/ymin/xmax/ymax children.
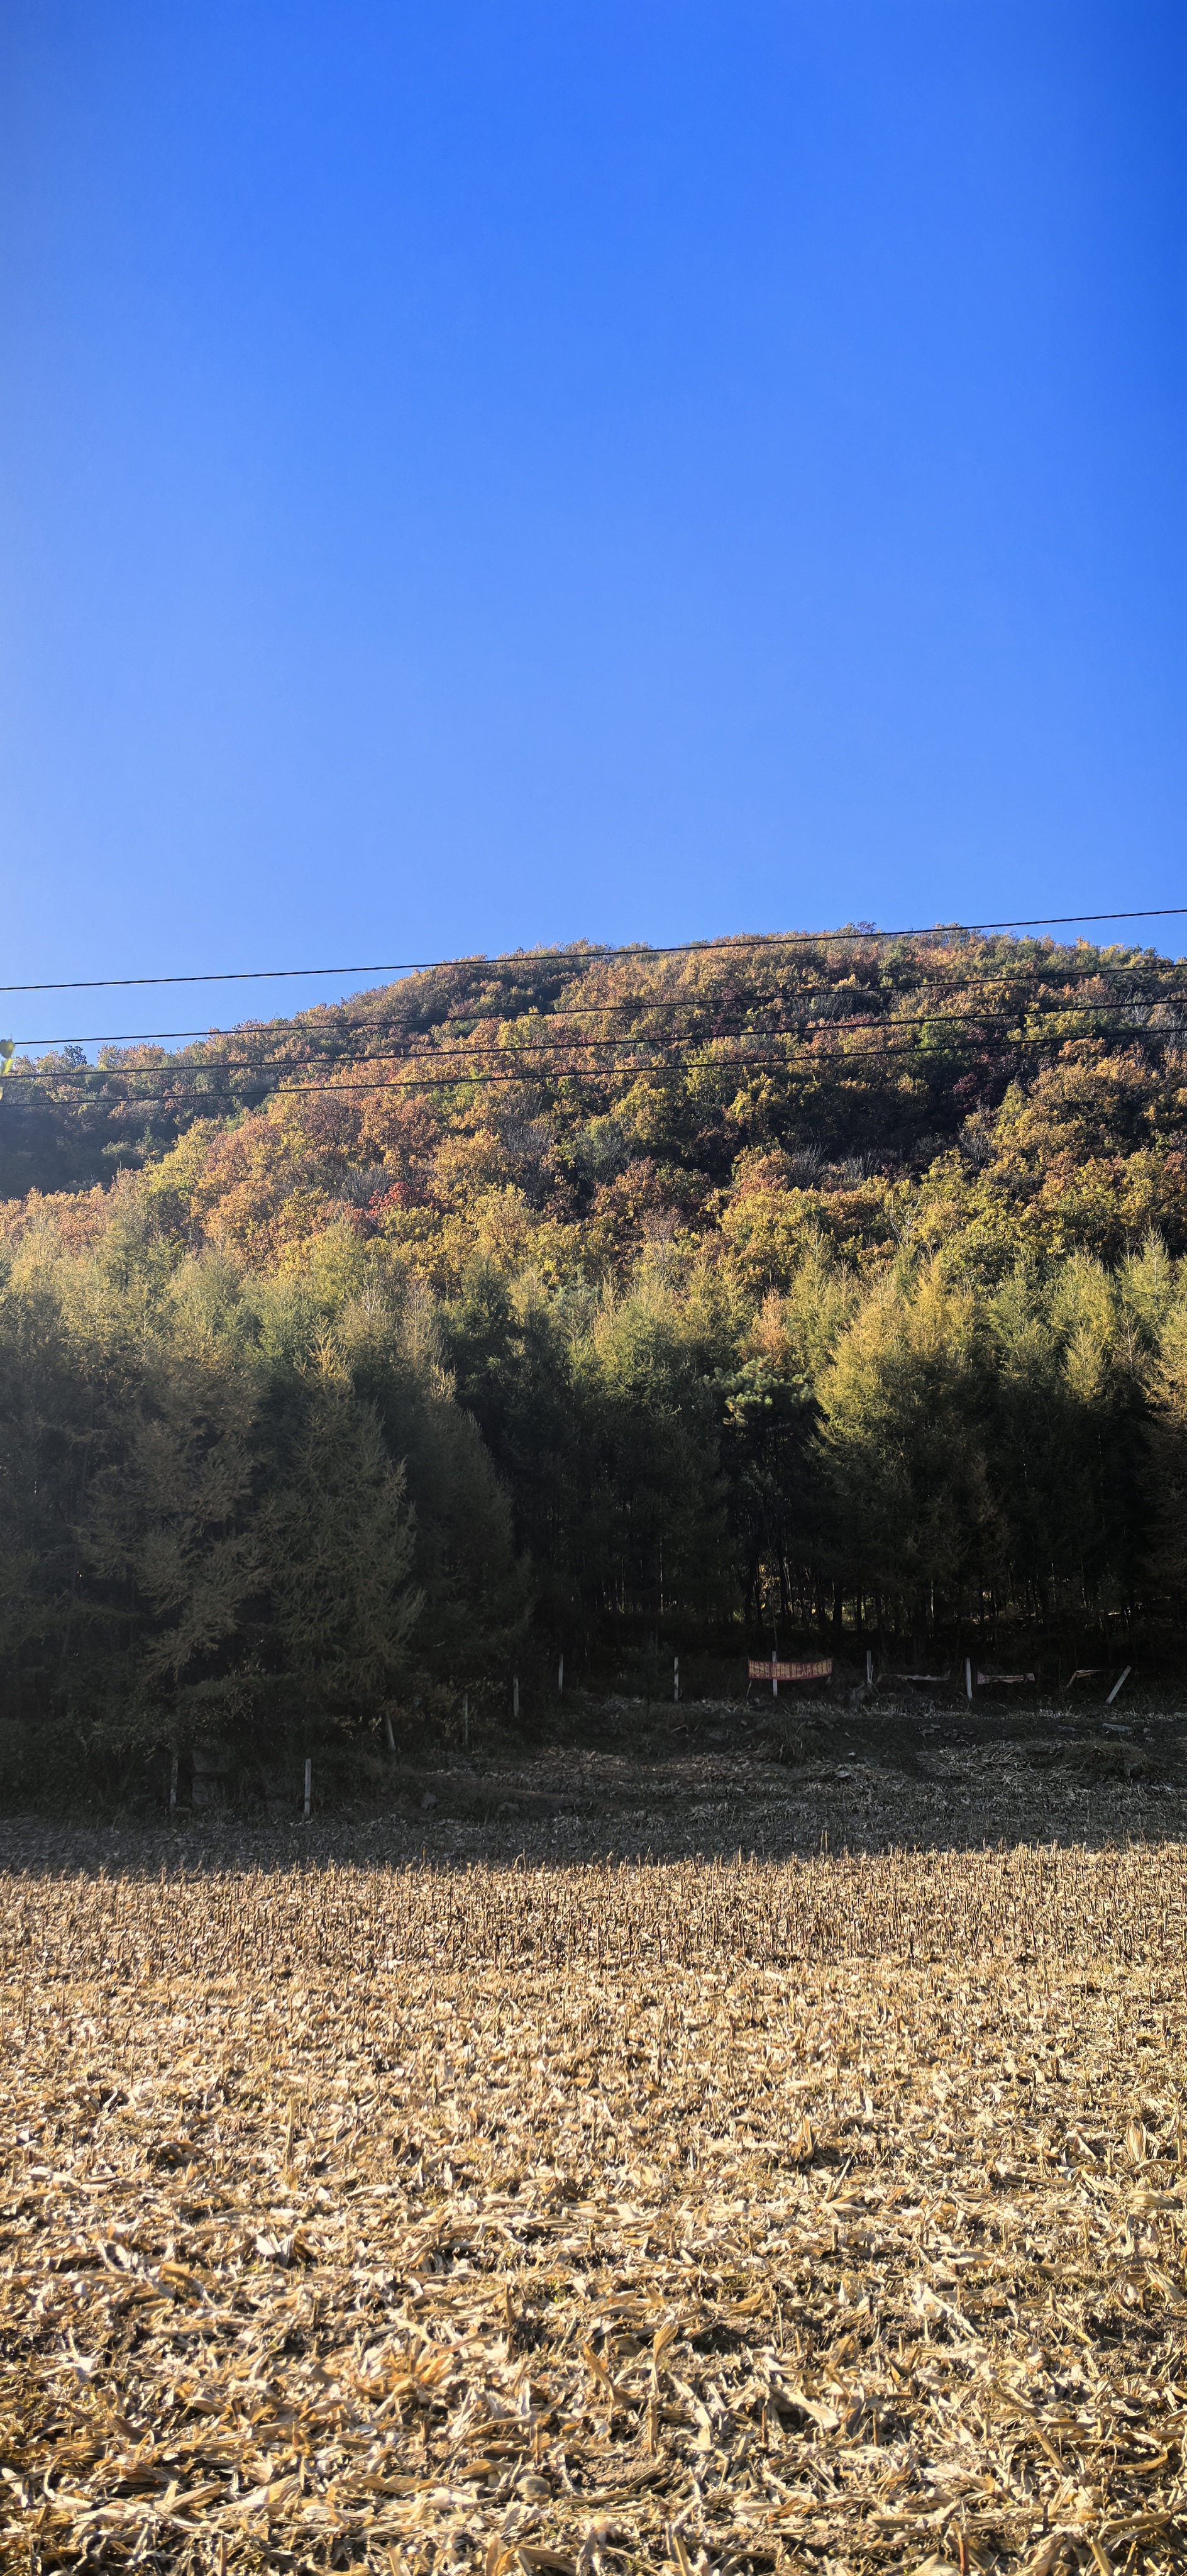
<box><xmin>3</xmin><ymin>1693</ymin><xmax>1185</xmax><ymax>1880</ymax></box>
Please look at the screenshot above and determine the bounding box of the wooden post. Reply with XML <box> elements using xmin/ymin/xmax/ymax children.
<box><xmin>865</xmin><ymin>1649</ymin><xmax>873</xmax><ymax>1690</ymax></box>
<box><xmin>303</xmin><ymin>1757</ymin><xmax>311</xmax><ymax>1821</ymax></box>
<box><xmin>673</xmin><ymin>1654</ymin><xmax>680</xmax><ymax>1704</ymax></box>
<box><xmin>772</xmin><ymin>1658</ymin><xmax>778</xmax><ymax>1700</ymax></box>
<box><xmin>557</xmin><ymin>1652</ymin><xmax>564</xmax><ymax>1695</ymax></box>
<box><xmin>169</xmin><ymin>1751</ymin><xmax>178</xmax><ymax>1811</ymax></box>
<box><xmin>463</xmin><ymin>1693</ymin><xmax>469</xmax><ymax>1750</ymax></box>
<box><xmin>384</xmin><ymin>1713</ymin><xmax>395</xmax><ymax>1753</ymax></box>
<box><xmin>964</xmin><ymin>1657</ymin><xmax>973</xmax><ymax>1703</ymax></box>
<box><xmin>512</xmin><ymin>1672</ymin><xmax>519</xmax><ymax>1721</ymax></box>
<box><xmin>1106</xmin><ymin>1664</ymin><xmax>1132</xmax><ymax>1706</ymax></box>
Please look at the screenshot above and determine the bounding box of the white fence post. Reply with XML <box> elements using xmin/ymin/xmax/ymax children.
<box><xmin>557</xmin><ymin>1652</ymin><xmax>564</xmax><ymax>1694</ymax></box>
<box><xmin>673</xmin><ymin>1654</ymin><xmax>680</xmax><ymax>1704</ymax></box>
<box><xmin>964</xmin><ymin>1657</ymin><xmax>973</xmax><ymax>1703</ymax></box>
<box><xmin>303</xmin><ymin>1757</ymin><xmax>311</xmax><ymax>1821</ymax></box>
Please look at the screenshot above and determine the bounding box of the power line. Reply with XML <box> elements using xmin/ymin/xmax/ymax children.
<box><xmin>11</xmin><ymin>955</ymin><xmax>1185</xmax><ymax>1049</ymax></box>
<box><xmin>11</xmin><ymin>967</ymin><xmax>1187</xmax><ymax>1057</ymax></box>
<box><xmin>2</xmin><ymin>1012</ymin><xmax>1174</xmax><ymax>1116</ymax></box>
<box><xmin>4</xmin><ymin>994</ymin><xmax>1183</xmax><ymax>1089</ymax></box>
<box><xmin>2</xmin><ymin>907</ymin><xmax>1185</xmax><ymax>997</ymax></box>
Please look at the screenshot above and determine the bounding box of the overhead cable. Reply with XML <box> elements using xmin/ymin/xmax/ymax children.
<box><xmin>3</xmin><ymin>996</ymin><xmax>1183</xmax><ymax>1089</ymax></box>
<box><xmin>2</xmin><ymin>906</ymin><xmax>1186</xmax><ymax>997</ymax></box>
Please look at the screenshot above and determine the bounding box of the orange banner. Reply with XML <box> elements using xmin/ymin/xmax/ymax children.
<box><xmin>748</xmin><ymin>1657</ymin><xmax>832</xmax><ymax>1682</ymax></box>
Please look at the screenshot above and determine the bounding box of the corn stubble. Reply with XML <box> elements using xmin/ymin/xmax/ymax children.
<box><xmin>3</xmin><ymin>1845</ymin><xmax>1186</xmax><ymax>2576</ymax></box>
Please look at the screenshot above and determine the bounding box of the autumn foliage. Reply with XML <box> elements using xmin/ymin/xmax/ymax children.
<box><xmin>3</xmin><ymin>931</ymin><xmax>1187</xmax><ymax>1774</ymax></box>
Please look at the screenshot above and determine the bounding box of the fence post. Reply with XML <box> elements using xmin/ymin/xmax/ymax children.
<box><xmin>964</xmin><ymin>1657</ymin><xmax>973</xmax><ymax>1703</ymax></box>
<box><xmin>1106</xmin><ymin>1664</ymin><xmax>1132</xmax><ymax>1706</ymax></box>
<box><xmin>384</xmin><ymin>1713</ymin><xmax>395</xmax><ymax>1753</ymax></box>
<box><xmin>557</xmin><ymin>1652</ymin><xmax>564</xmax><ymax>1695</ymax></box>
<box><xmin>169</xmin><ymin>1752</ymin><xmax>178</xmax><ymax>1811</ymax></box>
<box><xmin>673</xmin><ymin>1654</ymin><xmax>680</xmax><ymax>1704</ymax></box>
<box><xmin>512</xmin><ymin>1673</ymin><xmax>519</xmax><ymax>1721</ymax></box>
<box><xmin>865</xmin><ymin>1649</ymin><xmax>873</xmax><ymax>1690</ymax></box>
<box><xmin>303</xmin><ymin>1757</ymin><xmax>311</xmax><ymax>1821</ymax></box>
<box><xmin>463</xmin><ymin>1693</ymin><xmax>470</xmax><ymax>1750</ymax></box>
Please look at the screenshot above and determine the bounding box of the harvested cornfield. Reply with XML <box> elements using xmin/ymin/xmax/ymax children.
<box><xmin>3</xmin><ymin>1841</ymin><xmax>1187</xmax><ymax>2575</ymax></box>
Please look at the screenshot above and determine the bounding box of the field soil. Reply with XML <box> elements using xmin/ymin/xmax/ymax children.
<box><xmin>3</xmin><ymin>1704</ymin><xmax>1187</xmax><ymax>2575</ymax></box>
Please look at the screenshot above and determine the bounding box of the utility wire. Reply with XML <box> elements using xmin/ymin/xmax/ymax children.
<box><xmin>1</xmin><ymin>1014</ymin><xmax>1174</xmax><ymax>1114</ymax></box>
<box><xmin>4</xmin><ymin>1001</ymin><xmax>1183</xmax><ymax>1091</ymax></box>
<box><xmin>2</xmin><ymin>907</ymin><xmax>1186</xmax><ymax>997</ymax></box>
<box><xmin>10</xmin><ymin>981</ymin><xmax>1186</xmax><ymax>1065</ymax></box>
<box><xmin>11</xmin><ymin>957</ymin><xmax>1186</xmax><ymax>1049</ymax></box>
<box><xmin>13</xmin><ymin>997</ymin><xmax>1183</xmax><ymax>1070</ymax></box>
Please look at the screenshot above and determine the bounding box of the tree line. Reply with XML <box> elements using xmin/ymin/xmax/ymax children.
<box><xmin>2</xmin><ymin>1198</ymin><xmax>1186</xmax><ymax>1775</ymax></box>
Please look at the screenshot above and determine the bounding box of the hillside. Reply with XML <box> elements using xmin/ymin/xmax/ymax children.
<box><xmin>3</xmin><ymin>929</ymin><xmax>1186</xmax><ymax>1275</ymax></box>
<box><xmin>3</xmin><ymin>930</ymin><xmax>1187</xmax><ymax>1783</ymax></box>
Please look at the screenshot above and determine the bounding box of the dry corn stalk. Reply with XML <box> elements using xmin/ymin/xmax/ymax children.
<box><xmin>2</xmin><ymin>1835</ymin><xmax>1186</xmax><ymax>2572</ymax></box>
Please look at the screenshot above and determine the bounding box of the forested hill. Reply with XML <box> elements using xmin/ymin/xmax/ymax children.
<box><xmin>3</xmin><ymin>931</ymin><xmax>1187</xmax><ymax>1780</ymax></box>
<box><xmin>3</xmin><ymin>929</ymin><xmax>1186</xmax><ymax>1278</ymax></box>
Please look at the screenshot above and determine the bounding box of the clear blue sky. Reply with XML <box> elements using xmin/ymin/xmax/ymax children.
<box><xmin>1</xmin><ymin>2</ymin><xmax>1183</xmax><ymax>1043</ymax></box>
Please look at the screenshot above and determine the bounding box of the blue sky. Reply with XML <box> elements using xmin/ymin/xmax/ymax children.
<box><xmin>1</xmin><ymin>1</ymin><xmax>1183</xmax><ymax>1044</ymax></box>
